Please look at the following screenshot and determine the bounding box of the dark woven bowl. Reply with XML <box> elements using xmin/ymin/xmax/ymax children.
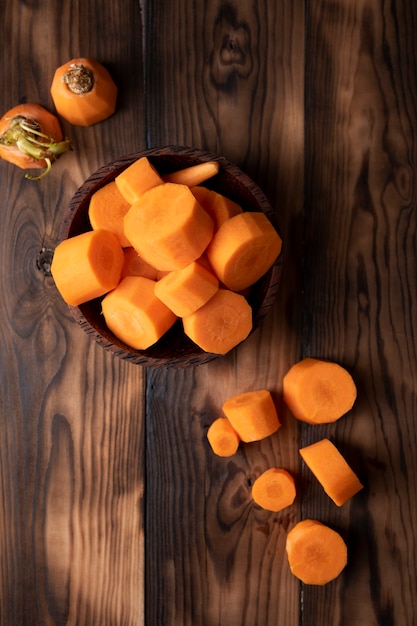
<box><xmin>57</xmin><ymin>146</ymin><xmax>283</xmax><ymax>368</ymax></box>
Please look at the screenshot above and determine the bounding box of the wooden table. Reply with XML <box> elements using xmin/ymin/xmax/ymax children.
<box><xmin>1</xmin><ymin>1</ymin><xmax>416</xmax><ymax>624</ymax></box>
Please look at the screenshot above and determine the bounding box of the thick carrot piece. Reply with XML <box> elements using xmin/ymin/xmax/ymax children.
<box><xmin>221</xmin><ymin>389</ymin><xmax>281</xmax><ymax>442</ymax></box>
<box><xmin>206</xmin><ymin>211</ymin><xmax>282</xmax><ymax>291</ymax></box>
<box><xmin>88</xmin><ymin>181</ymin><xmax>132</xmax><ymax>247</ymax></box>
<box><xmin>51</xmin><ymin>229</ymin><xmax>124</xmax><ymax>306</ymax></box>
<box><xmin>154</xmin><ymin>260</ymin><xmax>218</xmax><ymax>317</ymax></box>
<box><xmin>283</xmin><ymin>357</ymin><xmax>357</xmax><ymax>424</ymax></box>
<box><xmin>115</xmin><ymin>156</ymin><xmax>165</xmax><ymax>205</ymax></box>
<box><xmin>120</xmin><ymin>247</ymin><xmax>159</xmax><ymax>280</ymax></box>
<box><xmin>286</xmin><ymin>519</ymin><xmax>348</xmax><ymax>585</ymax></box>
<box><xmin>191</xmin><ymin>186</ymin><xmax>243</xmax><ymax>231</ymax></box>
<box><xmin>252</xmin><ymin>468</ymin><xmax>296</xmax><ymax>512</ymax></box>
<box><xmin>207</xmin><ymin>417</ymin><xmax>240</xmax><ymax>457</ymax></box>
<box><xmin>162</xmin><ymin>161</ymin><xmax>220</xmax><ymax>186</ymax></box>
<box><xmin>124</xmin><ymin>182</ymin><xmax>214</xmax><ymax>271</ymax></box>
<box><xmin>299</xmin><ymin>438</ymin><xmax>363</xmax><ymax>506</ymax></box>
<box><xmin>101</xmin><ymin>276</ymin><xmax>177</xmax><ymax>350</ymax></box>
<box><xmin>182</xmin><ymin>288</ymin><xmax>252</xmax><ymax>355</ymax></box>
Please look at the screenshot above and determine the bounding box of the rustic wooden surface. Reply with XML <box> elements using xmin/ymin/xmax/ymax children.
<box><xmin>0</xmin><ymin>1</ymin><xmax>416</xmax><ymax>625</ymax></box>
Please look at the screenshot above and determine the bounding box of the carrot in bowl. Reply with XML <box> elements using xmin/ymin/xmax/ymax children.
<box><xmin>120</xmin><ymin>247</ymin><xmax>159</xmax><ymax>281</ymax></box>
<box><xmin>162</xmin><ymin>161</ymin><xmax>220</xmax><ymax>187</ymax></box>
<box><xmin>252</xmin><ymin>468</ymin><xmax>296</xmax><ymax>512</ymax></box>
<box><xmin>115</xmin><ymin>156</ymin><xmax>164</xmax><ymax>205</ymax></box>
<box><xmin>282</xmin><ymin>357</ymin><xmax>357</xmax><ymax>424</ymax></box>
<box><xmin>286</xmin><ymin>519</ymin><xmax>348</xmax><ymax>585</ymax></box>
<box><xmin>88</xmin><ymin>181</ymin><xmax>132</xmax><ymax>247</ymax></box>
<box><xmin>221</xmin><ymin>389</ymin><xmax>281</xmax><ymax>442</ymax></box>
<box><xmin>191</xmin><ymin>186</ymin><xmax>243</xmax><ymax>231</ymax></box>
<box><xmin>207</xmin><ymin>417</ymin><xmax>240</xmax><ymax>457</ymax></box>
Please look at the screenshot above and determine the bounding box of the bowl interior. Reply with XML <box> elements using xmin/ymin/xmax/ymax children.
<box><xmin>58</xmin><ymin>146</ymin><xmax>283</xmax><ymax>368</ymax></box>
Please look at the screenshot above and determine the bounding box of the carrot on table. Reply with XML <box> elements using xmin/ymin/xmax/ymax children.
<box><xmin>50</xmin><ymin>58</ymin><xmax>118</xmax><ymax>126</ymax></box>
<box><xmin>182</xmin><ymin>288</ymin><xmax>252</xmax><ymax>355</ymax></box>
<box><xmin>252</xmin><ymin>468</ymin><xmax>296</xmax><ymax>512</ymax></box>
<box><xmin>207</xmin><ymin>417</ymin><xmax>240</xmax><ymax>457</ymax></box>
<box><xmin>154</xmin><ymin>259</ymin><xmax>218</xmax><ymax>317</ymax></box>
<box><xmin>286</xmin><ymin>519</ymin><xmax>348</xmax><ymax>585</ymax></box>
<box><xmin>283</xmin><ymin>357</ymin><xmax>357</xmax><ymax>424</ymax></box>
<box><xmin>101</xmin><ymin>276</ymin><xmax>177</xmax><ymax>350</ymax></box>
<box><xmin>88</xmin><ymin>181</ymin><xmax>132</xmax><ymax>247</ymax></box>
<box><xmin>115</xmin><ymin>156</ymin><xmax>164</xmax><ymax>204</ymax></box>
<box><xmin>120</xmin><ymin>247</ymin><xmax>159</xmax><ymax>280</ymax></box>
<box><xmin>206</xmin><ymin>211</ymin><xmax>282</xmax><ymax>292</ymax></box>
<box><xmin>124</xmin><ymin>182</ymin><xmax>214</xmax><ymax>271</ymax></box>
<box><xmin>221</xmin><ymin>389</ymin><xmax>281</xmax><ymax>442</ymax></box>
<box><xmin>299</xmin><ymin>438</ymin><xmax>363</xmax><ymax>506</ymax></box>
<box><xmin>191</xmin><ymin>186</ymin><xmax>243</xmax><ymax>231</ymax></box>
<box><xmin>162</xmin><ymin>161</ymin><xmax>220</xmax><ymax>187</ymax></box>
<box><xmin>51</xmin><ymin>229</ymin><xmax>124</xmax><ymax>306</ymax></box>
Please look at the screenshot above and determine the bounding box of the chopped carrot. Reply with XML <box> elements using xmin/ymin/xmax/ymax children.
<box><xmin>191</xmin><ymin>186</ymin><xmax>243</xmax><ymax>231</ymax></box>
<box><xmin>101</xmin><ymin>276</ymin><xmax>177</xmax><ymax>350</ymax></box>
<box><xmin>162</xmin><ymin>161</ymin><xmax>220</xmax><ymax>186</ymax></box>
<box><xmin>120</xmin><ymin>247</ymin><xmax>159</xmax><ymax>280</ymax></box>
<box><xmin>50</xmin><ymin>58</ymin><xmax>118</xmax><ymax>126</ymax></box>
<box><xmin>123</xmin><ymin>182</ymin><xmax>214</xmax><ymax>271</ymax></box>
<box><xmin>206</xmin><ymin>211</ymin><xmax>282</xmax><ymax>291</ymax></box>
<box><xmin>252</xmin><ymin>468</ymin><xmax>296</xmax><ymax>512</ymax></box>
<box><xmin>207</xmin><ymin>417</ymin><xmax>240</xmax><ymax>457</ymax></box>
<box><xmin>286</xmin><ymin>519</ymin><xmax>348</xmax><ymax>585</ymax></box>
<box><xmin>115</xmin><ymin>156</ymin><xmax>164</xmax><ymax>204</ymax></box>
<box><xmin>299</xmin><ymin>438</ymin><xmax>363</xmax><ymax>506</ymax></box>
<box><xmin>154</xmin><ymin>260</ymin><xmax>218</xmax><ymax>317</ymax></box>
<box><xmin>182</xmin><ymin>288</ymin><xmax>252</xmax><ymax>355</ymax></box>
<box><xmin>88</xmin><ymin>181</ymin><xmax>132</xmax><ymax>247</ymax></box>
<box><xmin>221</xmin><ymin>389</ymin><xmax>281</xmax><ymax>442</ymax></box>
<box><xmin>51</xmin><ymin>229</ymin><xmax>124</xmax><ymax>306</ymax></box>
<box><xmin>283</xmin><ymin>357</ymin><xmax>357</xmax><ymax>424</ymax></box>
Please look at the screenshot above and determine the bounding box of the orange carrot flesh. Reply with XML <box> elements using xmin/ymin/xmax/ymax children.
<box><xmin>120</xmin><ymin>247</ymin><xmax>159</xmax><ymax>280</ymax></box>
<box><xmin>283</xmin><ymin>358</ymin><xmax>357</xmax><ymax>424</ymax></box>
<box><xmin>162</xmin><ymin>161</ymin><xmax>220</xmax><ymax>186</ymax></box>
<box><xmin>51</xmin><ymin>229</ymin><xmax>124</xmax><ymax>306</ymax></box>
<box><xmin>101</xmin><ymin>276</ymin><xmax>177</xmax><ymax>350</ymax></box>
<box><xmin>286</xmin><ymin>519</ymin><xmax>348</xmax><ymax>585</ymax></box>
<box><xmin>299</xmin><ymin>438</ymin><xmax>363</xmax><ymax>506</ymax></box>
<box><xmin>154</xmin><ymin>260</ymin><xmax>219</xmax><ymax>317</ymax></box>
<box><xmin>221</xmin><ymin>389</ymin><xmax>281</xmax><ymax>442</ymax></box>
<box><xmin>123</xmin><ymin>182</ymin><xmax>214</xmax><ymax>271</ymax></box>
<box><xmin>207</xmin><ymin>417</ymin><xmax>240</xmax><ymax>457</ymax></box>
<box><xmin>206</xmin><ymin>211</ymin><xmax>282</xmax><ymax>291</ymax></box>
<box><xmin>191</xmin><ymin>186</ymin><xmax>243</xmax><ymax>231</ymax></box>
<box><xmin>182</xmin><ymin>288</ymin><xmax>252</xmax><ymax>355</ymax></box>
<box><xmin>88</xmin><ymin>181</ymin><xmax>132</xmax><ymax>247</ymax></box>
<box><xmin>252</xmin><ymin>468</ymin><xmax>296</xmax><ymax>512</ymax></box>
<box><xmin>115</xmin><ymin>156</ymin><xmax>164</xmax><ymax>204</ymax></box>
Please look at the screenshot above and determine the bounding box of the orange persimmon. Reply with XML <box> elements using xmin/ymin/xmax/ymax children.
<box><xmin>221</xmin><ymin>389</ymin><xmax>281</xmax><ymax>442</ymax></box>
<box><xmin>88</xmin><ymin>181</ymin><xmax>131</xmax><ymax>247</ymax></box>
<box><xmin>50</xmin><ymin>58</ymin><xmax>117</xmax><ymax>126</ymax></box>
<box><xmin>252</xmin><ymin>468</ymin><xmax>296</xmax><ymax>512</ymax></box>
<box><xmin>207</xmin><ymin>417</ymin><xmax>240</xmax><ymax>457</ymax></box>
<box><xmin>0</xmin><ymin>103</ymin><xmax>71</xmax><ymax>179</ymax></box>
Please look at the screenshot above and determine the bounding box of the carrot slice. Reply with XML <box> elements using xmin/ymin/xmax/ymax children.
<box><xmin>182</xmin><ymin>288</ymin><xmax>252</xmax><ymax>355</ymax></box>
<box><xmin>123</xmin><ymin>182</ymin><xmax>214</xmax><ymax>271</ymax></box>
<box><xmin>154</xmin><ymin>260</ymin><xmax>218</xmax><ymax>317</ymax></box>
<box><xmin>162</xmin><ymin>161</ymin><xmax>220</xmax><ymax>186</ymax></box>
<box><xmin>221</xmin><ymin>389</ymin><xmax>281</xmax><ymax>442</ymax></box>
<box><xmin>299</xmin><ymin>438</ymin><xmax>363</xmax><ymax>506</ymax></box>
<box><xmin>120</xmin><ymin>247</ymin><xmax>159</xmax><ymax>280</ymax></box>
<box><xmin>51</xmin><ymin>229</ymin><xmax>124</xmax><ymax>306</ymax></box>
<box><xmin>206</xmin><ymin>211</ymin><xmax>282</xmax><ymax>291</ymax></box>
<box><xmin>286</xmin><ymin>519</ymin><xmax>348</xmax><ymax>585</ymax></box>
<box><xmin>115</xmin><ymin>156</ymin><xmax>164</xmax><ymax>204</ymax></box>
<box><xmin>252</xmin><ymin>468</ymin><xmax>296</xmax><ymax>512</ymax></box>
<box><xmin>191</xmin><ymin>186</ymin><xmax>243</xmax><ymax>231</ymax></box>
<box><xmin>101</xmin><ymin>276</ymin><xmax>177</xmax><ymax>350</ymax></box>
<box><xmin>283</xmin><ymin>358</ymin><xmax>357</xmax><ymax>424</ymax></box>
<box><xmin>207</xmin><ymin>417</ymin><xmax>240</xmax><ymax>457</ymax></box>
<box><xmin>88</xmin><ymin>181</ymin><xmax>132</xmax><ymax>247</ymax></box>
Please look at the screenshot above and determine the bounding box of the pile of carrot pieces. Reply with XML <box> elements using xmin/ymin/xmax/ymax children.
<box><xmin>206</xmin><ymin>357</ymin><xmax>363</xmax><ymax>586</ymax></box>
<box><xmin>51</xmin><ymin>156</ymin><xmax>282</xmax><ymax>354</ymax></box>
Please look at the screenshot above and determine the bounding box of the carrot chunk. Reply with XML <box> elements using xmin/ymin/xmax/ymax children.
<box><xmin>120</xmin><ymin>247</ymin><xmax>159</xmax><ymax>280</ymax></box>
<box><xmin>182</xmin><ymin>288</ymin><xmax>252</xmax><ymax>355</ymax></box>
<box><xmin>115</xmin><ymin>156</ymin><xmax>164</xmax><ymax>204</ymax></box>
<box><xmin>123</xmin><ymin>182</ymin><xmax>214</xmax><ymax>271</ymax></box>
<box><xmin>299</xmin><ymin>438</ymin><xmax>363</xmax><ymax>506</ymax></box>
<box><xmin>283</xmin><ymin>357</ymin><xmax>357</xmax><ymax>424</ymax></box>
<box><xmin>206</xmin><ymin>211</ymin><xmax>282</xmax><ymax>291</ymax></box>
<box><xmin>252</xmin><ymin>468</ymin><xmax>296</xmax><ymax>512</ymax></box>
<box><xmin>154</xmin><ymin>260</ymin><xmax>218</xmax><ymax>317</ymax></box>
<box><xmin>162</xmin><ymin>161</ymin><xmax>220</xmax><ymax>186</ymax></box>
<box><xmin>207</xmin><ymin>417</ymin><xmax>240</xmax><ymax>457</ymax></box>
<box><xmin>88</xmin><ymin>181</ymin><xmax>132</xmax><ymax>247</ymax></box>
<box><xmin>51</xmin><ymin>229</ymin><xmax>124</xmax><ymax>306</ymax></box>
<box><xmin>191</xmin><ymin>186</ymin><xmax>243</xmax><ymax>231</ymax></box>
<box><xmin>286</xmin><ymin>519</ymin><xmax>348</xmax><ymax>585</ymax></box>
<box><xmin>221</xmin><ymin>389</ymin><xmax>281</xmax><ymax>442</ymax></box>
<box><xmin>101</xmin><ymin>276</ymin><xmax>177</xmax><ymax>350</ymax></box>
